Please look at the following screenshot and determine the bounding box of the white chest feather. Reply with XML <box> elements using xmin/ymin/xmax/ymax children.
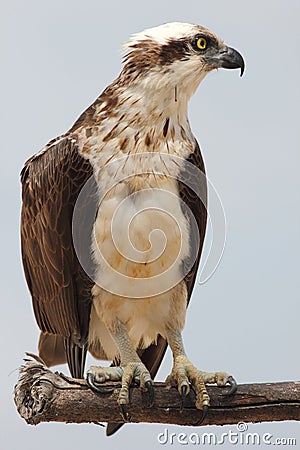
<box><xmin>93</xmin><ymin>169</ymin><xmax>190</xmax><ymax>297</ymax></box>
<box><xmin>78</xmin><ymin>89</ymin><xmax>196</xmax><ymax>358</ymax></box>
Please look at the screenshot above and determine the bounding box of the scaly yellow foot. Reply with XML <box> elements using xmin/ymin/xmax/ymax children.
<box><xmin>166</xmin><ymin>356</ymin><xmax>237</xmax><ymax>422</ymax></box>
<box><xmin>87</xmin><ymin>362</ymin><xmax>154</xmax><ymax>420</ymax></box>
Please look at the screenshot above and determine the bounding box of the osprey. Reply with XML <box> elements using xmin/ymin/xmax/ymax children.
<box><xmin>21</xmin><ymin>22</ymin><xmax>244</xmax><ymax>433</ymax></box>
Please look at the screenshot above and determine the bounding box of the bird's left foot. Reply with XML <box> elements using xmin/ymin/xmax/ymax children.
<box><xmin>166</xmin><ymin>357</ymin><xmax>237</xmax><ymax>423</ymax></box>
<box><xmin>86</xmin><ymin>362</ymin><xmax>154</xmax><ymax>421</ymax></box>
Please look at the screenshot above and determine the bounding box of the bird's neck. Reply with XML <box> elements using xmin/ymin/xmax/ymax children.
<box><xmin>75</xmin><ymin>75</ymin><xmax>201</xmax><ymax>172</ymax></box>
<box><xmin>112</xmin><ymin>70</ymin><xmax>202</xmax><ymax>131</ymax></box>
<box><xmin>111</xmin><ymin>78</ymin><xmax>194</xmax><ymax>140</ymax></box>
<box><xmin>119</xmin><ymin>82</ymin><xmax>188</xmax><ymax>123</ymax></box>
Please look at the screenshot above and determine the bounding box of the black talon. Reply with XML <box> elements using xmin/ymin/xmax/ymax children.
<box><xmin>120</xmin><ymin>404</ymin><xmax>131</xmax><ymax>422</ymax></box>
<box><xmin>180</xmin><ymin>385</ymin><xmax>187</xmax><ymax>413</ymax></box>
<box><xmin>145</xmin><ymin>381</ymin><xmax>154</xmax><ymax>407</ymax></box>
<box><xmin>202</xmin><ymin>405</ymin><xmax>209</xmax><ymax>422</ymax></box>
<box><xmin>181</xmin><ymin>385</ymin><xmax>187</xmax><ymax>398</ymax></box>
<box><xmin>194</xmin><ymin>405</ymin><xmax>209</xmax><ymax>426</ymax></box>
<box><xmin>223</xmin><ymin>376</ymin><xmax>237</xmax><ymax>396</ymax></box>
<box><xmin>86</xmin><ymin>373</ymin><xmax>114</xmax><ymax>394</ymax></box>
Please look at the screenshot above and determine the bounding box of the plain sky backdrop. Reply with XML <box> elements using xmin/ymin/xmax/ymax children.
<box><xmin>1</xmin><ymin>1</ymin><xmax>299</xmax><ymax>449</ymax></box>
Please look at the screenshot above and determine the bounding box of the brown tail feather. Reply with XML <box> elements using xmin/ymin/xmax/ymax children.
<box><xmin>38</xmin><ymin>332</ymin><xmax>66</xmax><ymax>367</ymax></box>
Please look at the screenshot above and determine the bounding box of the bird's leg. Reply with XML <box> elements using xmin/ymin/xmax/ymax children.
<box><xmin>87</xmin><ymin>322</ymin><xmax>153</xmax><ymax>420</ymax></box>
<box><xmin>165</xmin><ymin>327</ymin><xmax>237</xmax><ymax>423</ymax></box>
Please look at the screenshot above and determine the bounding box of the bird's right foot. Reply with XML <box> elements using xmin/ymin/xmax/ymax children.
<box><xmin>87</xmin><ymin>362</ymin><xmax>154</xmax><ymax>421</ymax></box>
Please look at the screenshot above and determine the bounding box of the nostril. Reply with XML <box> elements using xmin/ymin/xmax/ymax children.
<box><xmin>219</xmin><ymin>46</ymin><xmax>228</xmax><ymax>54</ymax></box>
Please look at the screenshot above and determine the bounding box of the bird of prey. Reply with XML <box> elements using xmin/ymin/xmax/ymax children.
<box><xmin>21</xmin><ymin>22</ymin><xmax>244</xmax><ymax>433</ymax></box>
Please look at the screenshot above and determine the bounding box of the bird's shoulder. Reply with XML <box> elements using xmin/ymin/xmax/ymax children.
<box><xmin>20</xmin><ymin>134</ymin><xmax>92</xmax><ymax>194</ymax></box>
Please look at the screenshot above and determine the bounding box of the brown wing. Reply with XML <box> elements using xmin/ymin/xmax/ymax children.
<box><xmin>21</xmin><ymin>137</ymin><xmax>95</xmax><ymax>378</ymax></box>
<box><xmin>179</xmin><ymin>139</ymin><xmax>207</xmax><ymax>301</ymax></box>
<box><xmin>107</xmin><ymin>139</ymin><xmax>207</xmax><ymax>436</ymax></box>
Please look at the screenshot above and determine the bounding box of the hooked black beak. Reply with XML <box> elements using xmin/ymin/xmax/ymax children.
<box><xmin>217</xmin><ymin>46</ymin><xmax>245</xmax><ymax>77</ymax></box>
<box><xmin>209</xmin><ymin>46</ymin><xmax>245</xmax><ymax>77</ymax></box>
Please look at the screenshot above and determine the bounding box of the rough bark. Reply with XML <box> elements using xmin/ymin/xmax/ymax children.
<box><xmin>14</xmin><ymin>356</ymin><xmax>300</xmax><ymax>427</ymax></box>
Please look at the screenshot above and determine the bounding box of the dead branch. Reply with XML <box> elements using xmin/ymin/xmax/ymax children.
<box><xmin>14</xmin><ymin>356</ymin><xmax>300</xmax><ymax>427</ymax></box>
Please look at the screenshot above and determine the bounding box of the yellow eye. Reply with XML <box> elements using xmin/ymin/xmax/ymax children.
<box><xmin>196</xmin><ymin>37</ymin><xmax>207</xmax><ymax>50</ymax></box>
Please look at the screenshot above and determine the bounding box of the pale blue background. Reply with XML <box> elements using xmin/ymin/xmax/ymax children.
<box><xmin>1</xmin><ymin>1</ymin><xmax>299</xmax><ymax>449</ymax></box>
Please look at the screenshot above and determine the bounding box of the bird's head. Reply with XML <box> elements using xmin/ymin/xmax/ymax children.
<box><xmin>121</xmin><ymin>22</ymin><xmax>244</xmax><ymax>112</ymax></box>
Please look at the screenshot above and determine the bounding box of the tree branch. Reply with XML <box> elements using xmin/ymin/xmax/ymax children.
<box><xmin>14</xmin><ymin>356</ymin><xmax>300</xmax><ymax>427</ymax></box>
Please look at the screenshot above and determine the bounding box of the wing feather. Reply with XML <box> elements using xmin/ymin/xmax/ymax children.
<box><xmin>179</xmin><ymin>139</ymin><xmax>207</xmax><ymax>301</ymax></box>
<box><xmin>21</xmin><ymin>137</ymin><xmax>95</xmax><ymax>377</ymax></box>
